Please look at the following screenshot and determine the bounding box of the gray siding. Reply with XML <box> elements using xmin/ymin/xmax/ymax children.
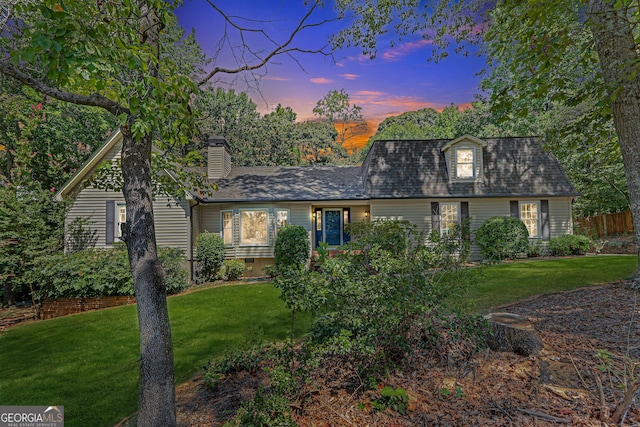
<box><xmin>66</xmin><ymin>188</ymin><xmax>189</xmax><ymax>250</ymax></box>
<box><xmin>197</xmin><ymin>202</ymin><xmax>314</xmax><ymax>260</ymax></box>
<box><xmin>371</xmin><ymin>196</ymin><xmax>574</xmax><ymax>259</ymax></box>
<box><xmin>65</xmin><ymin>139</ymin><xmax>190</xmax><ymax>251</ymax></box>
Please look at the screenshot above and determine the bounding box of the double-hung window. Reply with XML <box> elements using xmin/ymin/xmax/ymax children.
<box><xmin>116</xmin><ymin>203</ymin><xmax>126</xmax><ymax>241</ymax></box>
<box><xmin>440</xmin><ymin>203</ymin><xmax>460</xmax><ymax>234</ymax></box>
<box><xmin>221</xmin><ymin>210</ymin><xmax>234</xmax><ymax>246</ymax></box>
<box><xmin>455</xmin><ymin>148</ymin><xmax>475</xmax><ymax>179</ymax></box>
<box><xmin>275</xmin><ymin>209</ymin><xmax>289</xmax><ymax>234</ymax></box>
<box><xmin>240</xmin><ymin>209</ymin><xmax>268</xmax><ymax>246</ymax></box>
<box><xmin>520</xmin><ymin>202</ymin><xmax>540</xmax><ymax>237</ymax></box>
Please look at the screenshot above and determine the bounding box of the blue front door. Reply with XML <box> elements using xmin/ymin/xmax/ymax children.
<box><xmin>325</xmin><ymin>209</ymin><xmax>341</xmax><ymax>246</ymax></box>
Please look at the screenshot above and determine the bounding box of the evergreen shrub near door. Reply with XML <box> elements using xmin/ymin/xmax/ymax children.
<box><xmin>475</xmin><ymin>216</ymin><xmax>530</xmax><ymax>261</ymax></box>
<box><xmin>32</xmin><ymin>245</ymin><xmax>188</xmax><ymax>299</ymax></box>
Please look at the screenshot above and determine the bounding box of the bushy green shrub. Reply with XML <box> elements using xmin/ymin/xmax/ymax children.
<box><xmin>196</xmin><ymin>232</ymin><xmax>226</xmax><ymax>283</ymax></box>
<box><xmin>32</xmin><ymin>245</ymin><xmax>188</xmax><ymax>299</ymax></box>
<box><xmin>159</xmin><ymin>247</ymin><xmax>190</xmax><ymax>293</ymax></box>
<box><xmin>310</xmin><ymin>220</ymin><xmax>478</xmax><ymax>356</ymax></box>
<box><xmin>274</xmin><ymin>225</ymin><xmax>309</xmax><ymax>271</ymax></box>
<box><xmin>475</xmin><ymin>216</ymin><xmax>530</xmax><ymax>261</ymax></box>
<box><xmin>222</xmin><ymin>259</ymin><xmax>245</xmax><ymax>281</ymax></box>
<box><xmin>548</xmin><ymin>234</ymin><xmax>592</xmax><ymax>256</ymax></box>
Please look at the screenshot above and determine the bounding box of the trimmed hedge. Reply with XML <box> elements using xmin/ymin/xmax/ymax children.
<box><xmin>33</xmin><ymin>245</ymin><xmax>188</xmax><ymax>300</ymax></box>
<box><xmin>475</xmin><ymin>216</ymin><xmax>530</xmax><ymax>261</ymax></box>
<box><xmin>548</xmin><ymin>234</ymin><xmax>592</xmax><ymax>256</ymax></box>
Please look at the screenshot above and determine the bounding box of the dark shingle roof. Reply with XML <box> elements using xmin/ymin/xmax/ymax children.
<box><xmin>363</xmin><ymin>137</ymin><xmax>578</xmax><ymax>198</ymax></box>
<box><xmin>194</xmin><ymin>137</ymin><xmax>577</xmax><ymax>203</ymax></box>
<box><xmin>200</xmin><ymin>165</ymin><xmax>365</xmax><ymax>202</ymax></box>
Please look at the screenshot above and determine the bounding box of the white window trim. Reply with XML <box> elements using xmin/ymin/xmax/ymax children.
<box><xmin>116</xmin><ymin>202</ymin><xmax>126</xmax><ymax>242</ymax></box>
<box><xmin>239</xmin><ymin>208</ymin><xmax>270</xmax><ymax>247</ymax></box>
<box><xmin>440</xmin><ymin>202</ymin><xmax>460</xmax><ymax>234</ymax></box>
<box><xmin>221</xmin><ymin>210</ymin><xmax>234</xmax><ymax>247</ymax></box>
<box><xmin>455</xmin><ymin>147</ymin><xmax>476</xmax><ymax>180</ymax></box>
<box><xmin>519</xmin><ymin>201</ymin><xmax>541</xmax><ymax>238</ymax></box>
<box><xmin>275</xmin><ymin>209</ymin><xmax>290</xmax><ymax>234</ymax></box>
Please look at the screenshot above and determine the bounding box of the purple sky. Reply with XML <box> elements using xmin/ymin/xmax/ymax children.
<box><xmin>175</xmin><ymin>1</ymin><xmax>485</xmax><ymax>129</ymax></box>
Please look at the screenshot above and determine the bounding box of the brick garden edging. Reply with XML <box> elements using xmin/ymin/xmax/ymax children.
<box><xmin>40</xmin><ymin>296</ymin><xmax>136</xmax><ymax>320</ymax></box>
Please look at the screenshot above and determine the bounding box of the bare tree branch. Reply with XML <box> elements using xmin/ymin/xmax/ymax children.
<box><xmin>0</xmin><ymin>60</ymin><xmax>128</xmax><ymax>116</ymax></box>
<box><xmin>198</xmin><ymin>0</ymin><xmax>335</xmax><ymax>86</ymax></box>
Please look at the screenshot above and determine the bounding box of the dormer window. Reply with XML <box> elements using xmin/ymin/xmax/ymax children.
<box><xmin>456</xmin><ymin>148</ymin><xmax>475</xmax><ymax>179</ymax></box>
<box><xmin>441</xmin><ymin>135</ymin><xmax>487</xmax><ymax>183</ymax></box>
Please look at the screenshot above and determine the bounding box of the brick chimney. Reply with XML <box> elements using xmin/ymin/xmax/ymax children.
<box><xmin>207</xmin><ymin>136</ymin><xmax>232</xmax><ymax>179</ymax></box>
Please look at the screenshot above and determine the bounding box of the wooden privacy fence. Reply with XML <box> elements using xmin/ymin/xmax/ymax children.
<box><xmin>575</xmin><ymin>210</ymin><xmax>634</xmax><ymax>237</ymax></box>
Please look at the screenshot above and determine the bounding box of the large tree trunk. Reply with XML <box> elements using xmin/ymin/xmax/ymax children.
<box><xmin>121</xmin><ymin>130</ymin><xmax>175</xmax><ymax>426</ymax></box>
<box><xmin>587</xmin><ymin>0</ymin><xmax>640</xmax><ymax>283</ymax></box>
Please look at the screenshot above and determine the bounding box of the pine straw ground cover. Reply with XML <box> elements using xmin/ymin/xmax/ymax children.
<box><xmin>175</xmin><ymin>280</ymin><xmax>640</xmax><ymax>426</ymax></box>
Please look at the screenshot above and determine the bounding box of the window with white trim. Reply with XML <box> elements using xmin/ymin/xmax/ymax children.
<box><xmin>520</xmin><ymin>202</ymin><xmax>540</xmax><ymax>237</ymax></box>
<box><xmin>276</xmin><ymin>209</ymin><xmax>289</xmax><ymax>234</ymax></box>
<box><xmin>456</xmin><ymin>148</ymin><xmax>475</xmax><ymax>179</ymax></box>
<box><xmin>440</xmin><ymin>203</ymin><xmax>460</xmax><ymax>234</ymax></box>
<box><xmin>116</xmin><ymin>203</ymin><xmax>126</xmax><ymax>241</ymax></box>
<box><xmin>221</xmin><ymin>210</ymin><xmax>233</xmax><ymax>246</ymax></box>
<box><xmin>240</xmin><ymin>209</ymin><xmax>268</xmax><ymax>246</ymax></box>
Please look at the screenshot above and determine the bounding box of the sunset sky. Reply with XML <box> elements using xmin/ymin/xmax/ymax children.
<box><xmin>176</xmin><ymin>1</ymin><xmax>486</xmax><ymax>145</ymax></box>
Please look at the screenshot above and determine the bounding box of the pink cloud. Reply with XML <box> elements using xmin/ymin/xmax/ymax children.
<box><xmin>261</xmin><ymin>76</ymin><xmax>288</xmax><ymax>81</ymax></box>
<box><xmin>381</xmin><ymin>39</ymin><xmax>432</xmax><ymax>62</ymax></box>
<box><xmin>356</xmin><ymin>90</ymin><xmax>384</xmax><ymax>96</ymax></box>
<box><xmin>341</xmin><ymin>73</ymin><xmax>359</xmax><ymax>80</ymax></box>
<box><xmin>310</xmin><ymin>77</ymin><xmax>334</xmax><ymax>84</ymax></box>
<box><xmin>352</xmin><ymin>91</ymin><xmax>446</xmax><ymax>114</ymax></box>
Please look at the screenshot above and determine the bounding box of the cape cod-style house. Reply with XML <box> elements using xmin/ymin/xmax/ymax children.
<box><xmin>55</xmin><ymin>131</ymin><xmax>579</xmax><ymax>276</ymax></box>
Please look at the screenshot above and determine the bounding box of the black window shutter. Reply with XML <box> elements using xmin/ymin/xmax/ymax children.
<box><xmin>460</xmin><ymin>201</ymin><xmax>470</xmax><ymax>240</ymax></box>
<box><xmin>541</xmin><ymin>200</ymin><xmax>550</xmax><ymax>241</ymax></box>
<box><xmin>431</xmin><ymin>202</ymin><xmax>440</xmax><ymax>232</ymax></box>
<box><xmin>106</xmin><ymin>200</ymin><xmax>115</xmax><ymax>244</ymax></box>
<box><xmin>460</xmin><ymin>202</ymin><xmax>469</xmax><ymax>220</ymax></box>
<box><xmin>510</xmin><ymin>200</ymin><xmax>519</xmax><ymax>218</ymax></box>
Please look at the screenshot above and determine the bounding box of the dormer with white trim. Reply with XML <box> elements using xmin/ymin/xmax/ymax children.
<box><xmin>441</xmin><ymin>135</ymin><xmax>487</xmax><ymax>183</ymax></box>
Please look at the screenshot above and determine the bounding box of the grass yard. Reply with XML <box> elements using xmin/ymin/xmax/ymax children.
<box><xmin>0</xmin><ymin>283</ymin><xmax>310</xmax><ymax>427</ymax></box>
<box><xmin>0</xmin><ymin>255</ymin><xmax>636</xmax><ymax>426</ymax></box>
<box><xmin>471</xmin><ymin>255</ymin><xmax>638</xmax><ymax>311</ymax></box>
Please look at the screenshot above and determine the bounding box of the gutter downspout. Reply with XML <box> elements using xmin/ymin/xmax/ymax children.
<box><xmin>189</xmin><ymin>199</ymin><xmax>201</xmax><ymax>283</ymax></box>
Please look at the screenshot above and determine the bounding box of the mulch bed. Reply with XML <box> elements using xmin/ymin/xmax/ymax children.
<box><xmin>0</xmin><ymin>305</ymin><xmax>37</xmax><ymax>331</ymax></box>
<box><xmin>176</xmin><ymin>280</ymin><xmax>640</xmax><ymax>426</ymax></box>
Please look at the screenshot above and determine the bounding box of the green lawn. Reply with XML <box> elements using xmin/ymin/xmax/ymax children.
<box><xmin>0</xmin><ymin>256</ymin><xmax>636</xmax><ymax>426</ymax></box>
<box><xmin>471</xmin><ymin>255</ymin><xmax>638</xmax><ymax>311</ymax></box>
<box><xmin>0</xmin><ymin>283</ymin><xmax>309</xmax><ymax>427</ymax></box>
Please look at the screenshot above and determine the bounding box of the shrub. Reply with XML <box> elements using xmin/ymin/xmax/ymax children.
<box><xmin>159</xmin><ymin>247</ymin><xmax>190</xmax><ymax>294</ymax></box>
<box><xmin>274</xmin><ymin>225</ymin><xmax>309</xmax><ymax>272</ymax></box>
<box><xmin>32</xmin><ymin>245</ymin><xmax>188</xmax><ymax>299</ymax></box>
<box><xmin>196</xmin><ymin>232</ymin><xmax>226</xmax><ymax>283</ymax></box>
<box><xmin>310</xmin><ymin>220</ymin><xmax>479</xmax><ymax>358</ymax></box>
<box><xmin>222</xmin><ymin>259</ymin><xmax>245</xmax><ymax>281</ymax></box>
<box><xmin>475</xmin><ymin>216</ymin><xmax>530</xmax><ymax>261</ymax></box>
<box><xmin>548</xmin><ymin>234</ymin><xmax>592</xmax><ymax>256</ymax></box>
